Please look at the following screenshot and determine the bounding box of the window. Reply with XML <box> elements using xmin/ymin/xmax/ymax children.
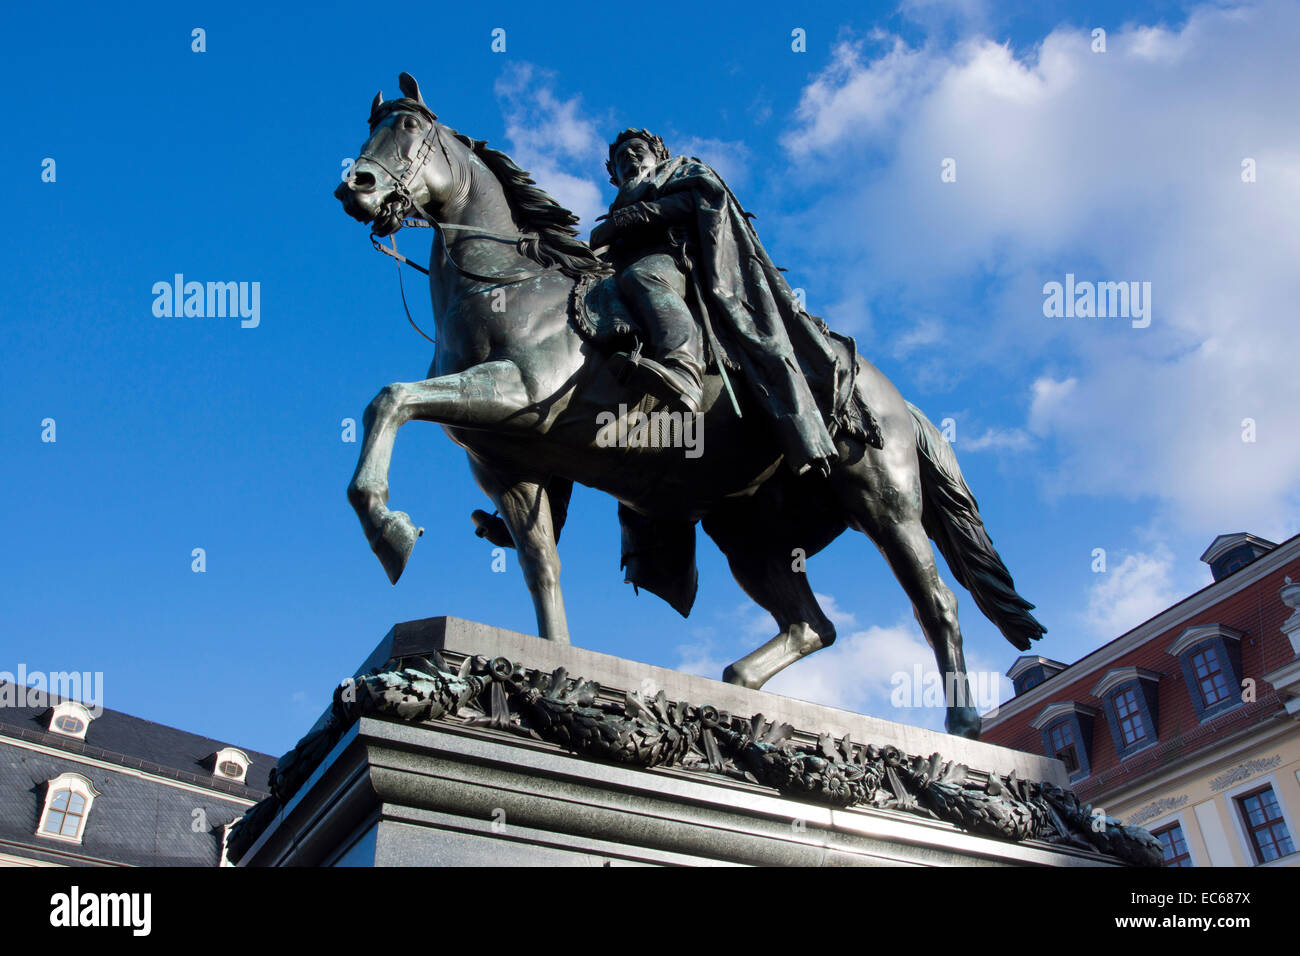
<box><xmin>1048</xmin><ymin>721</ymin><xmax>1079</xmax><ymax>773</ymax></box>
<box><xmin>1092</xmin><ymin>667</ymin><xmax>1160</xmax><ymax>758</ymax></box>
<box><xmin>1200</xmin><ymin>533</ymin><xmax>1277</xmax><ymax>582</ymax></box>
<box><xmin>1112</xmin><ymin>687</ymin><xmax>1148</xmax><ymax>746</ymax></box>
<box><xmin>1032</xmin><ymin>703</ymin><xmax>1098</xmax><ymax>781</ymax></box>
<box><xmin>1152</xmin><ymin>823</ymin><xmax>1192</xmax><ymax>867</ymax></box>
<box><xmin>1191</xmin><ymin>645</ymin><xmax>1230</xmax><ymax>708</ymax></box>
<box><xmin>211</xmin><ymin>747</ymin><xmax>250</xmax><ymax>784</ymax></box>
<box><xmin>1168</xmin><ymin>625</ymin><xmax>1244</xmax><ymax>722</ymax></box>
<box><xmin>1008</xmin><ymin>656</ymin><xmax>1068</xmax><ymax>697</ymax></box>
<box><xmin>37</xmin><ymin>773</ymin><xmax>99</xmax><ymax>844</ymax></box>
<box><xmin>1237</xmin><ymin>786</ymin><xmax>1295</xmax><ymax>864</ymax></box>
<box><xmin>47</xmin><ymin>701</ymin><xmax>94</xmax><ymax>740</ymax></box>
<box><xmin>1221</xmin><ymin>554</ymin><xmax>1249</xmax><ymax>575</ymax></box>
<box><xmin>43</xmin><ymin>790</ymin><xmax>86</xmax><ymax>838</ymax></box>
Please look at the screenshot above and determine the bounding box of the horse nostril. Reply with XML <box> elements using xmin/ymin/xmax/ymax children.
<box><xmin>349</xmin><ymin>170</ymin><xmax>377</xmax><ymax>191</ymax></box>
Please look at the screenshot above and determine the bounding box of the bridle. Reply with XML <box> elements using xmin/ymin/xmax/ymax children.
<box><xmin>358</xmin><ymin>108</ymin><xmax>550</xmax><ymax>342</ymax></box>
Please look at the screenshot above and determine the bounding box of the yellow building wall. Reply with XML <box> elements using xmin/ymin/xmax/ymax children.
<box><xmin>1111</xmin><ymin>726</ymin><xmax>1300</xmax><ymax>867</ymax></box>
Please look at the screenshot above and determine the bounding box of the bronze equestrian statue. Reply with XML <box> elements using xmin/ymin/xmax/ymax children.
<box><xmin>335</xmin><ymin>74</ymin><xmax>1045</xmax><ymax>739</ymax></box>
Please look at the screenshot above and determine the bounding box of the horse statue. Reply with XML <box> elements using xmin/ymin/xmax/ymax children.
<box><xmin>334</xmin><ymin>73</ymin><xmax>1045</xmax><ymax>739</ymax></box>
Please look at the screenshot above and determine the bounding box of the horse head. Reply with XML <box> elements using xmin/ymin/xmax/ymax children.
<box><xmin>335</xmin><ymin>72</ymin><xmax>462</xmax><ymax>237</ymax></box>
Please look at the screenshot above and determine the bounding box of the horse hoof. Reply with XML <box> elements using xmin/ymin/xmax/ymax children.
<box><xmin>722</xmin><ymin>662</ymin><xmax>763</xmax><ymax>690</ymax></box>
<box><xmin>370</xmin><ymin>510</ymin><xmax>423</xmax><ymax>584</ymax></box>
<box><xmin>471</xmin><ymin>509</ymin><xmax>515</xmax><ymax>549</ymax></box>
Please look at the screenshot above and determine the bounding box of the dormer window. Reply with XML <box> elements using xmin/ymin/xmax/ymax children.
<box><xmin>1047</xmin><ymin>720</ymin><xmax>1080</xmax><ymax>773</ymax></box>
<box><xmin>54</xmin><ymin>715</ymin><xmax>84</xmax><ymax>734</ymax></box>
<box><xmin>37</xmin><ymin>773</ymin><xmax>99</xmax><ymax>844</ymax></box>
<box><xmin>1113</xmin><ymin>687</ymin><xmax>1147</xmax><ymax>745</ymax></box>
<box><xmin>1191</xmin><ymin>644</ymin><xmax>1230</xmax><ymax>707</ymax></box>
<box><xmin>1007</xmin><ymin>656</ymin><xmax>1069</xmax><ymax>697</ymax></box>
<box><xmin>47</xmin><ymin>701</ymin><xmax>94</xmax><ymax>741</ymax></box>
<box><xmin>1168</xmin><ymin>624</ymin><xmax>1244</xmax><ymax>722</ymax></box>
<box><xmin>1199</xmin><ymin>533</ymin><xmax>1277</xmax><ymax>583</ymax></box>
<box><xmin>1091</xmin><ymin>667</ymin><xmax>1161</xmax><ymax>759</ymax></box>
<box><xmin>212</xmin><ymin>747</ymin><xmax>250</xmax><ymax>784</ymax></box>
<box><xmin>1031</xmin><ymin>702</ymin><xmax>1098</xmax><ymax>781</ymax></box>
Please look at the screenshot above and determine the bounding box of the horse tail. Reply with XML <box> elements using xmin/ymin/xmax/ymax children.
<box><xmin>906</xmin><ymin>402</ymin><xmax>1046</xmax><ymax>651</ymax></box>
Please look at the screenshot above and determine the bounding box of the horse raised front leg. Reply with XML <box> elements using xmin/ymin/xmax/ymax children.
<box><xmin>348</xmin><ymin>360</ymin><xmax>535</xmax><ymax>584</ymax></box>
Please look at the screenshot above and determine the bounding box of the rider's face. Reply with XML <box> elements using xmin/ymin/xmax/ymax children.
<box><xmin>614</xmin><ymin>138</ymin><xmax>656</xmax><ymax>186</ymax></box>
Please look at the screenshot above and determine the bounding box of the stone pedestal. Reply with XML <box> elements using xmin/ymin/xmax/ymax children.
<box><xmin>236</xmin><ymin>617</ymin><xmax>1136</xmax><ymax>867</ymax></box>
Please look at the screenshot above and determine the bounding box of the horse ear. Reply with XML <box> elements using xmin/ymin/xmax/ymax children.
<box><xmin>398</xmin><ymin>72</ymin><xmax>424</xmax><ymax>104</ymax></box>
<box><xmin>370</xmin><ymin>91</ymin><xmax>384</xmax><ymax>117</ymax></box>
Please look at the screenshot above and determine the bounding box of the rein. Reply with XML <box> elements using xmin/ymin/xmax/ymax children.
<box><xmin>370</xmin><ymin>217</ymin><xmax>545</xmax><ymax>285</ymax></box>
<box><xmin>364</xmin><ymin>117</ymin><xmax>551</xmax><ymax>343</ymax></box>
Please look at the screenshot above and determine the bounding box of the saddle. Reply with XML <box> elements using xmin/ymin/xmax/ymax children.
<box><xmin>568</xmin><ymin>271</ymin><xmax>736</xmax><ymax>374</ymax></box>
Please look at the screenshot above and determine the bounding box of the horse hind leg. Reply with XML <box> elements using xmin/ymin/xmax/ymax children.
<box><xmin>842</xmin><ymin>481</ymin><xmax>982</xmax><ymax>739</ymax></box>
<box><xmin>887</xmin><ymin>525</ymin><xmax>981</xmax><ymax>738</ymax></box>
<box><xmin>703</xmin><ymin>511</ymin><xmax>837</xmax><ymax>690</ymax></box>
<box><xmin>470</xmin><ymin>461</ymin><xmax>570</xmax><ymax>644</ymax></box>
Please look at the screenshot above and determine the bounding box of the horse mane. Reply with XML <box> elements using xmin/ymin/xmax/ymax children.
<box><xmin>444</xmin><ymin>127</ymin><xmax>611</xmax><ymax>280</ymax></box>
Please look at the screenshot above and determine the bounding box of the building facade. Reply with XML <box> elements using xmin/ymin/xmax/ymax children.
<box><xmin>983</xmin><ymin>532</ymin><xmax>1300</xmax><ymax>867</ymax></box>
<box><xmin>0</xmin><ymin>686</ymin><xmax>274</xmax><ymax>866</ymax></box>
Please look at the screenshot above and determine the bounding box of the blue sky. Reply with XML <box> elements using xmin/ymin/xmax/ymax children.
<box><xmin>3</xmin><ymin>0</ymin><xmax>1297</xmax><ymax>758</ymax></box>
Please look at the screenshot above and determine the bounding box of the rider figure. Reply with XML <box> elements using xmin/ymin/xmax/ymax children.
<box><xmin>589</xmin><ymin>129</ymin><xmax>706</xmax><ymax>415</ymax></box>
<box><xmin>589</xmin><ymin>127</ymin><xmax>872</xmax><ymax>479</ymax></box>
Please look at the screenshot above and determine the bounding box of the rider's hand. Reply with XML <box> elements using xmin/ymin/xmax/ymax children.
<box><xmin>611</xmin><ymin>204</ymin><xmax>652</xmax><ymax>230</ymax></box>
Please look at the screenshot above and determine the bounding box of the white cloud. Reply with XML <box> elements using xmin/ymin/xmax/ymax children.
<box><xmin>764</xmin><ymin>619</ymin><xmax>937</xmax><ymax>719</ymax></box>
<box><xmin>891</xmin><ymin>318</ymin><xmax>944</xmax><ymax>358</ymax></box>
<box><xmin>675</xmin><ymin>641</ymin><xmax>730</xmax><ymax>681</ymax></box>
<box><xmin>785</xmin><ymin>33</ymin><xmax>940</xmax><ymax>160</ymax></box>
<box><xmin>815</xmin><ymin>592</ymin><xmax>858</xmax><ymax>630</ymax></box>
<box><xmin>669</xmin><ymin>135</ymin><xmax>753</xmax><ymax>190</ymax></box>
<box><xmin>1028</xmin><ymin>376</ymin><xmax>1077</xmax><ymax>433</ymax></box>
<box><xmin>761</xmin><ymin>615</ymin><xmax>1012</xmax><ymax>728</ymax></box>
<box><xmin>1085</xmin><ymin>544</ymin><xmax>1180</xmax><ymax>639</ymax></box>
<box><xmin>674</xmin><ymin>591</ymin><xmax>1012</xmax><ymax>730</ymax></box>
<box><xmin>493</xmin><ymin>63</ymin><xmax>608</xmax><ymax>230</ymax></box>
<box><xmin>778</xmin><ymin>2</ymin><xmax>1300</xmax><ymax>537</ymax></box>
<box><xmin>960</xmin><ymin>426</ymin><xmax>1032</xmax><ymax>452</ymax></box>
<box><xmin>899</xmin><ymin>0</ymin><xmax>992</xmax><ymax>33</ymax></box>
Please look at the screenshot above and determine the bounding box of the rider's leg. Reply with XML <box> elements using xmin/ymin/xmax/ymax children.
<box><xmin>616</xmin><ymin>254</ymin><xmax>705</xmax><ymax>408</ymax></box>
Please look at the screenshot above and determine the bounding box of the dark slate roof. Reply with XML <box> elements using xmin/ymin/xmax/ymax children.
<box><xmin>0</xmin><ymin>682</ymin><xmax>276</xmax><ymax>801</ymax></box>
<box><xmin>0</xmin><ymin>742</ymin><xmax>253</xmax><ymax>866</ymax></box>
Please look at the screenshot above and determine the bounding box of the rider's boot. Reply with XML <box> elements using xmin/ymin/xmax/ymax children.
<box><xmin>471</xmin><ymin>509</ymin><xmax>515</xmax><ymax>548</ymax></box>
<box><xmin>610</xmin><ymin>350</ymin><xmax>703</xmax><ymax>415</ymax></box>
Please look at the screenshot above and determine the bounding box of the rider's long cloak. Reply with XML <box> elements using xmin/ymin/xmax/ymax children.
<box><xmin>627</xmin><ymin>156</ymin><xmax>881</xmax><ymax>474</ymax></box>
<box><xmin>601</xmin><ymin>156</ymin><xmax>882</xmax><ymax>617</ymax></box>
